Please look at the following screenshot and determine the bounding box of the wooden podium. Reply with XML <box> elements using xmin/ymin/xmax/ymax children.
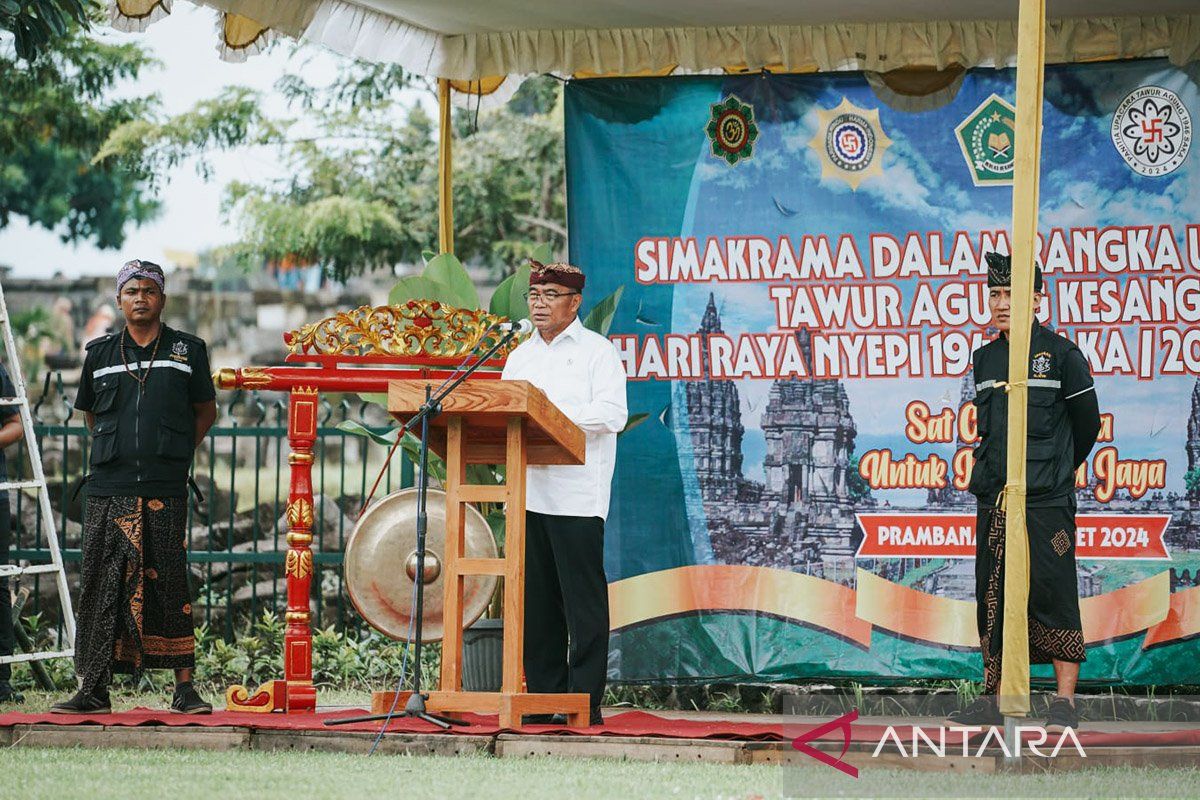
<box><xmin>383</xmin><ymin>378</ymin><xmax>591</xmax><ymax>727</ymax></box>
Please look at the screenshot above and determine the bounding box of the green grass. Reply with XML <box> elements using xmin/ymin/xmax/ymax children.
<box><xmin>2</xmin><ymin>747</ymin><xmax>1198</xmax><ymax>799</ymax></box>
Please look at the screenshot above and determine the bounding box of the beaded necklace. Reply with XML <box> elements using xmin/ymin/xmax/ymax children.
<box><xmin>120</xmin><ymin>327</ymin><xmax>162</xmax><ymax>392</ymax></box>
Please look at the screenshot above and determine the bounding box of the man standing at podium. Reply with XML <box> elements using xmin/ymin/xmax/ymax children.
<box><xmin>501</xmin><ymin>261</ymin><xmax>628</xmax><ymax>726</ymax></box>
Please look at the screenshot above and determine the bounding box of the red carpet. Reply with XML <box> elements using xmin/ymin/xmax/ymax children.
<box><xmin>0</xmin><ymin>708</ymin><xmax>784</xmax><ymax>740</ymax></box>
<box><xmin>2</xmin><ymin>708</ymin><xmax>1199</xmax><ymax>747</ymax></box>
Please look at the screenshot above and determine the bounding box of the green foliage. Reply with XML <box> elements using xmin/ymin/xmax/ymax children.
<box><xmin>9</xmin><ymin>305</ymin><xmax>69</xmax><ymax>382</ymax></box>
<box><xmin>1185</xmin><ymin>468</ymin><xmax>1200</xmax><ymax>495</ymax></box>
<box><xmin>847</xmin><ymin>453</ymin><xmax>872</xmax><ymax>503</ymax></box>
<box><xmin>386</xmin><ymin>252</ymin><xmax>476</xmax><ymax>308</ymax></box>
<box><xmin>0</xmin><ymin>0</ymin><xmax>90</xmax><ymax>61</ymax></box>
<box><xmin>0</xmin><ymin>12</ymin><xmax>161</xmax><ymax>246</ymax></box>
<box><xmin>94</xmin><ymin>86</ymin><xmax>286</xmax><ymax>186</ymax></box>
<box><xmin>423</xmin><ymin>253</ymin><xmax>481</xmax><ymax>308</ymax></box>
<box><xmin>236</xmin><ymin>194</ymin><xmax>407</xmax><ymax>277</ymax></box>
<box><xmin>622</xmin><ymin>412</ymin><xmax>650</xmax><ymax>434</ymax></box>
<box><xmin>98</xmin><ymin>62</ymin><xmax>566</xmax><ymax>279</ymax></box>
<box><xmin>198</xmin><ymin>612</ymin><xmax>438</xmax><ymax>692</ymax></box>
<box><xmin>489</xmin><ymin>262</ymin><xmax>531</xmax><ymax>321</ymax></box>
<box><xmin>582</xmin><ymin>286</ymin><xmax>624</xmax><ymax>336</ymax></box>
<box><xmin>8</xmin><ymin>613</ymin><xmax>74</xmax><ymax>689</ymax></box>
<box><xmin>12</xmin><ymin>611</ymin><xmax>444</xmax><ymax>694</ymax></box>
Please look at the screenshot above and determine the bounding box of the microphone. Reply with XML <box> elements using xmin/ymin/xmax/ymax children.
<box><xmin>497</xmin><ymin>318</ymin><xmax>534</xmax><ymax>335</ymax></box>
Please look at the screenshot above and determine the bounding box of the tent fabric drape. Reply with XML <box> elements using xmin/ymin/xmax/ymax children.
<box><xmin>110</xmin><ymin>2</ymin><xmax>1200</xmax><ymax>88</ymax></box>
<box><xmin>216</xmin><ymin>12</ymin><xmax>279</xmax><ymax>62</ymax></box>
<box><xmin>109</xmin><ymin>0</ymin><xmax>279</xmax><ymax>63</ymax></box>
<box><xmin>108</xmin><ymin>0</ymin><xmax>172</xmax><ymax>33</ymax></box>
<box><xmin>299</xmin><ymin>4</ymin><xmax>1199</xmax><ymax>80</ymax></box>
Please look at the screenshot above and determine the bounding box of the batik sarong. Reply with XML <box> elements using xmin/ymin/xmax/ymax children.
<box><xmin>75</xmin><ymin>496</ymin><xmax>194</xmax><ymax>694</ymax></box>
<box><xmin>975</xmin><ymin>503</ymin><xmax>1086</xmax><ymax>696</ymax></box>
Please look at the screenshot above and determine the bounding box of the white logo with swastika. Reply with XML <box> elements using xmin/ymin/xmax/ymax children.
<box><xmin>1111</xmin><ymin>86</ymin><xmax>1191</xmax><ymax>177</ymax></box>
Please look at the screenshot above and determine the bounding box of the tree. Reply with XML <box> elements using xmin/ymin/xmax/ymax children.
<box><xmin>1</xmin><ymin>0</ymin><xmax>91</xmax><ymax>61</ymax></box>
<box><xmin>98</xmin><ymin>59</ymin><xmax>567</xmax><ymax>280</ymax></box>
<box><xmin>0</xmin><ymin>12</ymin><xmax>162</xmax><ymax>247</ymax></box>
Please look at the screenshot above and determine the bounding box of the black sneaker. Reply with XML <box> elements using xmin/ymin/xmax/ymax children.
<box><xmin>171</xmin><ymin>682</ymin><xmax>212</xmax><ymax>715</ymax></box>
<box><xmin>0</xmin><ymin>681</ymin><xmax>24</xmax><ymax>704</ymax></box>
<box><xmin>1043</xmin><ymin>696</ymin><xmax>1080</xmax><ymax>732</ymax></box>
<box><xmin>50</xmin><ymin>688</ymin><xmax>111</xmax><ymax>715</ymax></box>
<box><xmin>946</xmin><ymin>697</ymin><xmax>1002</xmax><ymax>727</ymax></box>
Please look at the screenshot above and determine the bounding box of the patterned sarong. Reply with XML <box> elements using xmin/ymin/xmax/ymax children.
<box><xmin>75</xmin><ymin>496</ymin><xmax>194</xmax><ymax>694</ymax></box>
<box><xmin>975</xmin><ymin>503</ymin><xmax>1086</xmax><ymax>696</ymax></box>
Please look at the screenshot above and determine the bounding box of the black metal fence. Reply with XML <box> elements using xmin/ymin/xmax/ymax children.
<box><xmin>12</xmin><ymin>374</ymin><xmax>413</xmax><ymax>641</ymax></box>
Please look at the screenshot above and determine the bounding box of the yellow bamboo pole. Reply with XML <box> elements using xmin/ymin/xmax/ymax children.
<box><xmin>437</xmin><ymin>77</ymin><xmax>454</xmax><ymax>255</ymax></box>
<box><xmin>999</xmin><ymin>0</ymin><xmax>1047</xmax><ymax>719</ymax></box>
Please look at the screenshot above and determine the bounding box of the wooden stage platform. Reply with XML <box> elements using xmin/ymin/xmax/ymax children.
<box><xmin>3</xmin><ymin>707</ymin><xmax>1199</xmax><ymax>772</ymax></box>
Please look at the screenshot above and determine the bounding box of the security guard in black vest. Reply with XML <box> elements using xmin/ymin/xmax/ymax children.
<box><xmin>53</xmin><ymin>260</ymin><xmax>218</xmax><ymax>715</ymax></box>
<box><xmin>948</xmin><ymin>252</ymin><xmax>1100</xmax><ymax>733</ymax></box>
<box><xmin>76</xmin><ymin>325</ymin><xmax>211</xmax><ymax>497</ymax></box>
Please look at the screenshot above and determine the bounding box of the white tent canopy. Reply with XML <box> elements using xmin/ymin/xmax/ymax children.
<box><xmin>181</xmin><ymin>0</ymin><xmax>1198</xmax><ymax>77</ymax></box>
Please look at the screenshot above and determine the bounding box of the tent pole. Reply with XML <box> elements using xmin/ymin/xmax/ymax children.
<box><xmin>999</xmin><ymin>0</ymin><xmax>1047</xmax><ymax>722</ymax></box>
<box><xmin>438</xmin><ymin>77</ymin><xmax>454</xmax><ymax>255</ymax></box>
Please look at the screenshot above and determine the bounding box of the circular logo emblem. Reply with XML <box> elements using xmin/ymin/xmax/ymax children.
<box><xmin>825</xmin><ymin>114</ymin><xmax>875</xmax><ymax>172</ymax></box>
<box><xmin>715</xmin><ymin>109</ymin><xmax>750</xmax><ymax>153</ymax></box>
<box><xmin>705</xmin><ymin>95</ymin><xmax>760</xmax><ymax>166</ymax></box>
<box><xmin>1111</xmin><ymin>86</ymin><xmax>1192</xmax><ymax>177</ymax></box>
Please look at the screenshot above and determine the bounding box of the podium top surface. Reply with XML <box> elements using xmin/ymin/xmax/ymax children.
<box><xmin>388</xmin><ymin>379</ymin><xmax>585</xmax><ymax>466</ymax></box>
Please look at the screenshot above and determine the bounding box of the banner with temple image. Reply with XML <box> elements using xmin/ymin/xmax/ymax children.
<box><xmin>564</xmin><ymin>60</ymin><xmax>1200</xmax><ymax>685</ymax></box>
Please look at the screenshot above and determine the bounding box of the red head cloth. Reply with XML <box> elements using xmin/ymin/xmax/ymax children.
<box><xmin>528</xmin><ymin>259</ymin><xmax>585</xmax><ymax>291</ymax></box>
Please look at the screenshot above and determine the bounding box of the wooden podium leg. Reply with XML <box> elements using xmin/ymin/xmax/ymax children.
<box><xmin>440</xmin><ymin>416</ymin><xmax>467</xmax><ymax>692</ymax></box>
<box><xmin>502</xmin><ymin>417</ymin><xmax>527</xmax><ymax>695</ymax></box>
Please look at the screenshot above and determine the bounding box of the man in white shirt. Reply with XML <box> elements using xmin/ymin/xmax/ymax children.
<box><xmin>500</xmin><ymin>261</ymin><xmax>628</xmax><ymax>726</ymax></box>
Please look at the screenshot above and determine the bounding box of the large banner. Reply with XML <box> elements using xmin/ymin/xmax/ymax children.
<box><xmin>565</xmin><ymin>59</ymin><xmax>1200</xmax><ymax>685</ymax></box>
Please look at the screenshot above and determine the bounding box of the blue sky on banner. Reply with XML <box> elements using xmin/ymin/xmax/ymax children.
<box><xmin>667</xmin><ymin>60</ymin><xmax>1198</xmax><ymax>499</ymax></box>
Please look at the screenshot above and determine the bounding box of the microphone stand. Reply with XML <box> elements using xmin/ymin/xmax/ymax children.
<box><xmin>327</xmin><ymin>324</ymin><xmax>526</xmax><ymax>731</ymax></box>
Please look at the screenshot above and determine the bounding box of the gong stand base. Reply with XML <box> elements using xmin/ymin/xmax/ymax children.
<box><xmin>359</xmin><ymin>690</ymin><xmax>590</xmax><ymax>728</ymax></box>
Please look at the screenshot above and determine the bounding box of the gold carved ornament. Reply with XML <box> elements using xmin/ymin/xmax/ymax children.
<box><xmin>285</xmin><ymin>550</ymin><xmax>314</xmax><ymax>580</ymax></box>
<box><xmin>282</xmin><ymin>301</ymin><xmax>519</xmax><ymax>359</ymax></box>
<box><xmin>286</xmin><ymin>498</ymin><xmax>314</xmax><ymax>530</ymax></box>
<box><xmin>239</xmin><ymin>368</ymin><xmax>272</xmax><ymax>389</ymax></box>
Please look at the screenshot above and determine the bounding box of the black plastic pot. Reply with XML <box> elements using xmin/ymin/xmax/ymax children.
<box><xmin>462</xmin><ymin>617</ymin><xmax>504</xmax><ymax>692</ymax></box>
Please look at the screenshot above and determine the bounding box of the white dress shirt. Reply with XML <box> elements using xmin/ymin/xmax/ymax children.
<box><xmin>501</xmin><ymin>317</ymin><xmax>628</xmax><ymax>520</ymax></box>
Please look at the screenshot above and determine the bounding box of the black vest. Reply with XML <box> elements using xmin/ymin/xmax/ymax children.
<box><xmin>82</xmin><ymin>326</ymin><xmax>206</xmax><ymax>498</ymax></box>
<box><xmin>968</xmin><ymin>323</ymin><xmax>1080</xmax><ymax>508</ymax></box>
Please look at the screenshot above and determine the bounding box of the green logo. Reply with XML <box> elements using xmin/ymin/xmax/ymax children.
<box><xmin>955</xmin><ymin>94</ymin><xmax>1017</xmax><ymax>187</ymax></box>
<box><xmin>706</xmin><ymin>95</ymin><xmax>759</xmax><ymax>166</ymax></box>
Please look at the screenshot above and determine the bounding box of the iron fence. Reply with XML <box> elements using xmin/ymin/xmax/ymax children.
<box><xmin>11</xmin><ymin>374</ymin><xmax>413</xmax><ymax>641</ymax></box>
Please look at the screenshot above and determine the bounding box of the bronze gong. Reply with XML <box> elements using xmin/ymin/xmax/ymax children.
<box><xmin>345</xmin><ymin>488</ymin><xmax>498</xmax><ymax>642</ymax></box>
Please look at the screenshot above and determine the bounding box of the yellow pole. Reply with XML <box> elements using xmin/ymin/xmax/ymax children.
<box><xmin>999</xmin><ymin>0</ymin><xmax>1046</xmax><ymax>719</ymax></box>
<box><xmin>437</xmin><ymin>78</ymin><xmax>454</xmax><ymax>255</ymax></box>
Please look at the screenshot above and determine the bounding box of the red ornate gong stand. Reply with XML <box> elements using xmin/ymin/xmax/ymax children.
<box><xmin>213</xmin><ymin>302</ymin><xmax>512</xmax><ymax>713</ymax></box>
